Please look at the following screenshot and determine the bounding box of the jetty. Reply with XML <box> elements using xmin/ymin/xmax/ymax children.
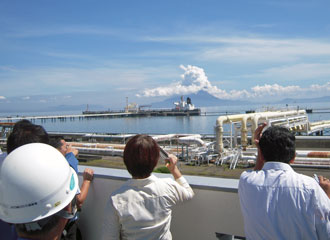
<box><xmin>305</xmin><ymin>107</ymin><xmax>330</xmax><ymax>113</ymax></box>
<box><xmin>0</xmin><ymin>110</ymin><xmax>200</xmax><ymax>123</ymax></box>
<box><xmin>0</xmin><ymin>112</ymin><xmax>135</xmax><ymax>122</ymax></box>
<box><xmin>0</xmin><ymin>96</ymin><xmax>202</xmax><ymax>122</ymax></box>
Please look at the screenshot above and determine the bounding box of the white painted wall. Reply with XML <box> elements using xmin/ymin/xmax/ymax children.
<box><xmin>77</xmin><ymin>166</ymin><xmax>245</xmax><ymax>240</ymax></box>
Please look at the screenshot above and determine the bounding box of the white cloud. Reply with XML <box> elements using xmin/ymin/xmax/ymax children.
<box><xmin>145</xmin><ymin>35</ymin><xmax>330</xmax><ymax>63</ymax></box>
<box><xmin>22</xmin><ymin>96</ymin><xmax>30</xmax><ymax>100</ymax></box>
<box><xmin>251</xmin><ymin>63</ymin><xmax>330</xmax><ymax>81</ymax></box>
<box><xmin>0</xmin><ymin>65</ymin><xmax>17</xmax><ymax>72</ymax></box>
<box><xmin>6</xmin><ymin>26</ymin><xmax>118</xmax><ymax>38</ymax></box>
<box><xmin>0</xmin><ymin>96</ymin><xmax>6</xmax><ymax>100</ymax></box>
<box><xmin>139</xmin><ymin>65</ymin><xmax>219</xmax><ymax>97</ymax></box>
<box><xmin>43</xmin><ymin>51</ymin><xmax>91</xmax><ymax>60</ymax></box>
<box><xmin>251</xmin><ymin>24</ymin><xmax>276</xmax><ymax>29</ymax></box>
<box><xmin>139</xmin><ymin>65</ymin><xmax>330</xmax><ymax>100</ymax></box>
<box><xmin>0</xmin><ymin>64</ymin><xmax>178</xmax><ymax>97</ymax></box>
<box><xmin>199</xmin><ymin>38</ymin><xmax>330</xmax><ymax>63</ymax></box>
<box><xmin>245</xmin><ymin>84</ymin><xmax>302</xmax><ymax>99</ymax></box>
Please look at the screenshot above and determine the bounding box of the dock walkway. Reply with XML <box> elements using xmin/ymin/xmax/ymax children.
<box><xmin>0</xmin><ymin>112</ymin><xmax>134</xmax><ymax>122</ymax></box>
<box><xmin>0</xmin><ymin>109</ymin><xmax>202</xmax><ymax>122</ymax></box>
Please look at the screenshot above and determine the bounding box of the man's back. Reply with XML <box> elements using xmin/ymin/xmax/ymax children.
<box><xmin>239</xmin><ymin>162</ymin><xmax>330</xmax><ymax>240</ymax></box>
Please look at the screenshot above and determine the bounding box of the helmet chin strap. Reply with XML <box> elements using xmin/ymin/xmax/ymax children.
<box><xmin>56</xmin><ymin>209</ymin><xmax>75</xmax><ymax>220</ymax></box>
<box><xmin>56</xmin><ymin>197</ymin><xmax>77</xmax><ymax>220</ymax></box>
<box><xmin>23</xmin><ymin>204</ymin><xmax>76</xmax><ymax>232</ymax></box>
<box><xmin>24</xmin><ymin>222</ymin><xmax>42</xmax><ymax>231</ymax></box>
<box><xmin>23</xmin><ymin>216</ymin><xmax>53</xmax><ymax>232</ymax></box>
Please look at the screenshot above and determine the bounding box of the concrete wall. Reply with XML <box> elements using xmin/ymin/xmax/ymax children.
<box><xmin>77</xmin><ymin>166</ymin><xmax>245</xmax><ymax>240</ymax></box>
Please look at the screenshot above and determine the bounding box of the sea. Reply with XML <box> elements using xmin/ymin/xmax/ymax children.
<box><xmin>1</xmin><ymin>101</ymin><xmax>330</xmax><ymax>135</ymax></box>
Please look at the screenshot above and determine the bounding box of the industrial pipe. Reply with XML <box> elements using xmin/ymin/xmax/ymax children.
<box><xmin>215</xmin><ymin>110</ymin><xmax>307</xmax><ymax>153</ymax></box>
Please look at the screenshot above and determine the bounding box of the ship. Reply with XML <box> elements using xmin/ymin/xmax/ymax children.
<box><xmin>82</xmin><ymin>96</ymin><xmax>201</xmax><ymax>116</ymax></box>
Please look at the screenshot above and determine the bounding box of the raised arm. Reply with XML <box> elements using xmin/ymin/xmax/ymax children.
<box><xmin>166</xmin><ymin>154</ymin><xmax>194</xmax><ymax>201</ymax></box>
<box><xmin>318</xmin><ymin>176</ymin><xmax>330</xmax><ymax>199</ymax></box>
<box><xmin>166</xmin><ymin>154</ymin><xmax>182</xmax><ymax>180</ymax></box>
<box><xmin>66</xmin><ymin>144</ymin><xmax>79</xmax><ymax>156</ymax></box>
<box><xmin>254</xmin><ymin>123</ymin><xmax>267</xmax><ymax>170</ymax></box>
<box><xmin>76</xmin><ymin>168</ymin><xmax>94</xmax><ymax>208</ymax></box>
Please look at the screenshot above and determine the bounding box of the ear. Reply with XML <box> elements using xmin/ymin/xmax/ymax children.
<box><xmin>289</xmin><ymin>152</ymin><xmax>296</xmax><ymax>164</ymax></box>
<box><xmin>254</xmin><ymin>147</ymin><xmax>265</xmax><ymax>170</ymax></box>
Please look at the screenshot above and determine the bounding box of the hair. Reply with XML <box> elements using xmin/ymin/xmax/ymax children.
<box><xmin>123</xmin><ymin>134</ymin><xmax>160</xmax><ymax>178</ymax></box>
<box><xmin>12</xmin><ymin>119</ymin><xmax>33</xmax><ymax>132</ymax></box>
<box><xmin>7</xmin><ymin>121</ymin><xmax>49</xmax><ymax>154</ymax></box>
<box><xmin>15</xmin><ymin>215</ymin><xmax>62</xmax><ymax>239</ymax></box>
<box><xmin>259</xmin><ymin>126</ymin><xmax>296</xmax><ymax>164</ymax></box>
<box><xmin>49</xmin><ymin>137</ymin><xmax>64</xmax><ymax>150</ymax></box>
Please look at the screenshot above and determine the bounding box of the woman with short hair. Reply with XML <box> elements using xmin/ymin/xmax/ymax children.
<box><xmin>102</xmin><ymin>134</ymin><xmax>194</xmax><ymax>240</ymax></box>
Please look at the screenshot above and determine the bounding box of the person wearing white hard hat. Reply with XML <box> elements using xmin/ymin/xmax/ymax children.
<box><xmin>50</xmin><ymin>137</ymin><xmax>94</xmax><ymax>240</ymax></box>
<box><xmin>0</xmin><ymin>148</ymin><xmax>18</xmax><ymax>240</ymax></box>
<box><xmin>0</xmin><ymin>143</ymin><xmax>79</xmax><ymax>240</ymax></box>
<box><xmin>1</xmin><ymin>120</ymin><xmax>49</xmax><ymax>240</ymax></box>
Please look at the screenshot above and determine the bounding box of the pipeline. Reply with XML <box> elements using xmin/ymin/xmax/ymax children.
<box><xmin>215</xmin><ymin>110</ymin><xmax>307</xmax><ymax>153</ymax></box>
<box><xmin>177</xmin><ymin>136</ymin><xmax>205</xmax><ymax>146</ymax></box>
<box><xmin>296</xmin><ymin>151</ymin><xmax>330</xmax><ymax>158</ymax></box>
<box><xmin>294</xmin><ymin>157</ymin><xmax>330</xmax><ymax>163</ymax></box>
<box><xmin>75</xmin><ymin>146</ymin><xmax>124</xmax><ymax>157</ymax></box>
<box><xmin>309</xmin><ymin>120</ymin><xmax>330</xmax><ymax>133</ymax></box>
<box><xmin>217</xmin><ymin>149</ymin><xmax>330</xmax><ymax>169</ymax></box>
<box><xmin>69</xmin><ymin>142</ymin><xmax>125</xmax><ymax>150</ymax></box>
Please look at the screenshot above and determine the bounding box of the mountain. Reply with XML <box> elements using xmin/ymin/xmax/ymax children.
<box><xmin>47</xmin><ymin>104</ymin><xmax>105</xmax><ymax>112</ymax></box>
<box><xmin>278</xmin><ymin>96</ymin><xmax>330</xmax><ymax>104</ymax></box>
<box><xmin>150</xmin><ymin>91</ymin><xmax>330</xmax><ymax>109</ymax></box>
<box><xmin>0</xmin><ymin>102</ymin><xmax>103</xmax><ymax>113</ymax></box>
<box><xmin>150</xmin><ymin>90</ymin><xmax>250</xmax><ymax>108</ymax></box>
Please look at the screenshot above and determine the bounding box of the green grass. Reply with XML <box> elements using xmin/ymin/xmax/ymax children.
<box><xmin>79</xmin><ymin>158</ymin><xmax>126</xmax><ymax>169</ymax></box>
<box><xmin>79</xmin><ymin>156</ymin><xmax>249</xmax><ymax>179</ymax></box>
<box><xmin>153</xmin><ymin>166</ymin><xmax>171</xmax><ymax>174</ymax></box>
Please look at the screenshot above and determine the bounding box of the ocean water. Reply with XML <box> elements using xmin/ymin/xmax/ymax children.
<box><xmin>1</xmin><ymin>102</ymin><xmax>330</xmax><ymax>135</ymax></box>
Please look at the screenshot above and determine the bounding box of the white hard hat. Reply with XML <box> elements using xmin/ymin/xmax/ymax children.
<box><xmin>0</xmin><ymin>143</ymin><xmax>78</xmax><ymax>223</ymax></box>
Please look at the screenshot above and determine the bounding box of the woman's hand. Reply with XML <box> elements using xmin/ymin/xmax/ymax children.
<box><xmin>166</xmin><ymin>154</ymin><xmax>182</xmax><ymax>179</ymax></box>
<box><xmin>165</xmin><ymin>154</ymin><xmax>177</xmax><ymax>169</ymax></box>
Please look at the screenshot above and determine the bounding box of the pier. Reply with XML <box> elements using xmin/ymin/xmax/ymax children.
<box><xmin>306</xmin><ymin>107</ymin><xmax>330</xmax><ymax>113</ymax></box>
<box><xmin>0</xmin><ymin>109</ymin><xmax>202</xmax><ymax>123</ymax></box>
<box><xmin>5</xmin><ymin>107</ymin><xmax>330</xmax><ymax>123</ymax></box>
<box><xmin>0</xmin><ymin>112</ymin><xmax>135</xmax><ymax>122</ymax></box>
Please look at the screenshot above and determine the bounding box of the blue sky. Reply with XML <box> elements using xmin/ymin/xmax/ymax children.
<box><xmin>1</xmin><ymin>0</ymin><xmax>330</xmax><ymax>111</ymax></box>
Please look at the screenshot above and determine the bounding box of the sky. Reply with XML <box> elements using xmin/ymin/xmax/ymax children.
<box><xmin>1</xmin><ymin>0</ymin><xmax>330</xmax><ymax>111</ymax></box>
